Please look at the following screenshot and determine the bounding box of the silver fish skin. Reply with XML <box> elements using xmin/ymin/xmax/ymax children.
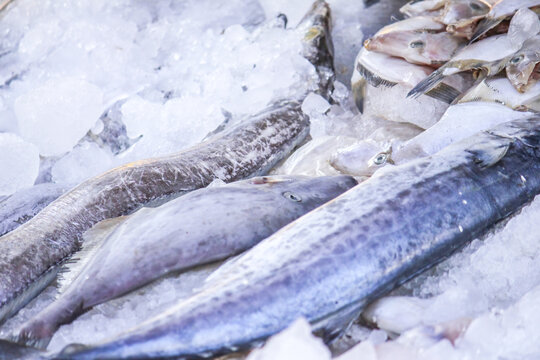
<box><xmin>17</xmin><ymin>175</ymin><xmax>357</xmax><ymax>347</ymax></box>
<box><xmin>0</xmin><ymin>0</ymin><xmax>337</xmax><ymax>325</ymax></box>
<box><xmin>507</xmin><ymin>36</ymin><xmax>540</xmax><ymax>92</ymax></box>
<box><xmin>400</xmin><ymin>0</ymin><xmax>446</xmax><ymax>18</ymax></box>
<box><xmin>0</xmin><ymin>183</ymin><xmax>68</xmax><ymax>237</ymax></box>
<box><xmin>0</xmin><ymin>100</ymin><xmax>310</xmax><ymax>324</ymax></box>
<box><xmin>59</xmin><ymin>117</ymin><xmax>540</xmax><ymax>359</ymax></box>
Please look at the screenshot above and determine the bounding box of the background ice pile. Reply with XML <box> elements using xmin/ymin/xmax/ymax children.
<box><xmin>1</xmin><ymin>0</ymin><xmax>539</xmax><ymax>359</ymax></box>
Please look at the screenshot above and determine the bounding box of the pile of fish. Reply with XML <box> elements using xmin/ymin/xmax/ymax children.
<box><xmin>0</xmin><ymin>0</ymin><xmax>540</xmax><ymax>359</ymax></box>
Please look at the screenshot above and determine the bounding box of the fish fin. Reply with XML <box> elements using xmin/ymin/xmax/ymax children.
<box><xmin>356</xmin><ymin>62</ymin><xmax>397</xmax><ymax>88</ymax></box>
<box><xmin>57</xmin><ymin>216</ymin><xmax>127</xmax><ymax>294</ymax></box>
<box><xmin>466</xmin><ymin>142</ymin><xmax>510</xmax><ymax>169</ymax></box>
<box><xmin>470</xmin><ymin>18</ymin><xmax>503</xmax><ymax>43</ymax></box>
<box><xmin>407</xmin><ymin>68</ymin><xmax>444</xmax><ymax>98</ymax></box>
<box><xmin>424</xmin><ymin>82</ymin><xmax>461</xmax><ymax>104</ymax></box>
<box><xmin>0</xmin><ymin>339</ymin><xmax>43</xmax><ymax>360</ymax></box>
<box><xmin>351</xmin><ymin>77</ymin><xmax>367</xmax><ymax>113</ymax></box>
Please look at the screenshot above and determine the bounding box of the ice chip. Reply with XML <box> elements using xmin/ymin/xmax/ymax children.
<box><xmin>246</xmin><ymin>318</ymin><xmax>331</xmax><ymax>360</ymax></box>
<box><xmin>15</xmin><ymin>77</ymin><xmax>104</xmax><ymax>156</ymax></box>
<box><xmin>0</xmin><ymin>133</ymin><xmax>40</xmax><ymax>196</ymax></box>
<box><xmin>302</xmin><ymin>93</ymin><xmax>331</xmax><ymax>116</ymax></box>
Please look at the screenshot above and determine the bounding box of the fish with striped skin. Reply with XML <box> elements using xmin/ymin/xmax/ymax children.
<box><xmin>16</xmin><ymin>175</ymin><xmax>357</xmax><ymax>348</ymax></box>
<box><xmin>57</xmin><ymin>116</ymin><xmax>540</xmax><ymax>359</ymax></box>
<box><xmin>0</xmin><ymin>0</ymin><xmax>336</xmax><ymax>326</ymax></box>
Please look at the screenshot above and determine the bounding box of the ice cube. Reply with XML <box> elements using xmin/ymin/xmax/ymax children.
<box><xmin>0</xmin><ymin>133</ymin><xmax>40</xmax><ymax>196</ymax></box>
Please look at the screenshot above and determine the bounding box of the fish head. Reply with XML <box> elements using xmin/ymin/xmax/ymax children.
<box><xmin>330</xmin><ymin>141</ymin><xmax>392</xmax><ymax>177</ymax></box>
<box><xmin>439</xmin><ymin>0</ymin><xmax>491</xmax><ymax>26</ymax></box>
<box><xmin>507</xmin><ymin>53</ymin><xmax>540</xmax><ymax>93</ymax></box>
<box><xmin>400</xmin><ymin>0</ymin><xmax>446</xmax><ymax>17</ymax></box>
<box><xmin>365</xmin><ymin>31</ymin><xmax>462</xmax><ymax>66</ymax></box>
<box><xmin>249</xmin><ymin>175</ymin><xmax>357</xmax><ymax>209</ymax></box>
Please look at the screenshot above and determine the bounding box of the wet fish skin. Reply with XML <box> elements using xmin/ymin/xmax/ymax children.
<box><xmin>17</xmin><ymin>175</ymin><xmax>357</xmax><ymax>347</ymax></box>
<box><xmin>0</xmin><ymin>100</ymin><xmax>310</xmax><ymax>324</ymax></box>
<box><xmin>400</xmin><ymin>0</ymin><xmax>446</xmax><ymax>18</ymax></box>
<box><xmin>438</xmin><ymin>0</ymin><xmax>491</xmax><ymax>27</ymax></box>
<box><xmin>59</xmin><ymin>117</ymin><xmax>540</xmax><ymax>359</ymax></box>
<box><xmin>0</xmin><ymin>183</ymin><xmax>68</xmax><ymax>237</ymax></box>
<box><xmin>507</xmin><ymin>36</ymin><xmax>540</xmax><ymax>92</ymax></box>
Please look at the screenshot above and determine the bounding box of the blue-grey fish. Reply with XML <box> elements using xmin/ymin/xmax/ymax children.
<box><xmin>58</xmin><ymin>116</ymin><xmax>540</xmax><ymax>359</ymax></box>
<box><xmin>16</xmin><ymin>175</ymin><xmax>357</xmax><ymax>347</ymax></box>
<box><xmin>0</xmin><ymin>0</ymin><xmax>336</xmax><ymax>326</ymax></box>
<box><xmin>0</xmin><ymin>183</ymin><xmax>68</xmax><ymax>237</ymax></box>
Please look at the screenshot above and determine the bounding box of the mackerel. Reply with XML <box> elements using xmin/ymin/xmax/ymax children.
<box><xmin>60</xmin><ymin>117</ymin><xmax>540</xmax><ymax>359</ymax></box>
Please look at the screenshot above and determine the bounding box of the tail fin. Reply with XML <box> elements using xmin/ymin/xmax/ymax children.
<box><xmin>470</xmin><ymin>17</ymin><xmax>503</xmax><ymax>43</ymax></box>
<box><xmin>425</xmin><ymin>82</ymin><xmax>462</xmax><ymax>104</ymax></box>
<box><xmin>407</xmin><ymin>68</ymin><xmax>445</xmax><ymax>98</ymax></box>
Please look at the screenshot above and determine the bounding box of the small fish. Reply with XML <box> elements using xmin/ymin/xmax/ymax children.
<box><xmin>0</xmin><ymin>183</ymin><xmax>68</xmax><ymax>237</ymax></box>
<box><xmin>16</xmin><ymin>175</ymin><xmax>357</xmax><ymax>347</ymax></box>
<box><xmin>507</xmin><ymin>36</ymin><xmax>540</xmax><ymax>92</ymax></box>
<box><xmin>56</xmin><ymin>116</ymin><xmax>540</xmax><ymax>359</ymax></box>
<box><xmin>400</xmin><ymin>0</ymin><xmax>446</xmax><ymax>18</ymax></box>
<box><xmin>364</xmin><ymin>17</ymin><xmax>465</xmax><ymax>66</ymax></box>
<box><xmin>471</xmin><ymin>0</ymin><xmax>540</xmax><ymax>42</ymax></box>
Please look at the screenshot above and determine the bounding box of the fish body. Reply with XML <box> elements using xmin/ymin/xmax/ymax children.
<box><xmin>59</xmin><ymin>117</ymin><xmax>540</xmax><ymax>359</ymax></box>
<box><xmin>17</xmin><ymin>175</ymin><xmax>357</xmax><ymax>347</ymax></box>
<box><xmin>459</xmin><ymin>76</ymin><xmax>540</xmax><ymax>109</ymax></box>
<box><xmin>438</xmin><ymin>0</ymin><xmax>491</xmax><ymax>27</ymax></box>
<box><xmin>0</xmin><ymin>0</ymin><xmax>335</xmax><ymax>325</ymax></box>
<box><xmin>0</xmin><ymin>183</ymin><xmax>68</xmax><ymax>237</ymax></box>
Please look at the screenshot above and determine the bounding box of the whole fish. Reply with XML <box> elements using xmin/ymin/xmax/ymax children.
<box><xmin>364</xmin><ymin>17</ymin><xmax>465</xmax><ymax>66</ymax></box>
<box><xmin>0</xmin><ymin>183</ymin><xmax>68</xmax><ymax>237</ymax></box>
<box><xmin>57</xmin><ymin>117</ymin><xmax>540</xmax><ymax>359</ymax></box>
<box><xmin>0</xmin><ymin>0</ymin><xmax>334</xmax><ymax>325</ymax></box>
<box><xmin>507</xmin><ymin>36</ymin><xmax>540</xmax><ymax>92</ymax></box>
<box><xmin>16</xmin><ymin>175</ymin><xmax>357</xmax><ymax>347</ymax></box>
<box><xmin>471</xmin><ymin>0</ymin><xmax>540</xmax><ymax>42</ymax></box>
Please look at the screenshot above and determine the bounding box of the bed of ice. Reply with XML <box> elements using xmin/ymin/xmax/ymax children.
<box><xmin>1</xmin><ymin>0</ymin><xmax>539</xmax><ymax>359</ymax></box>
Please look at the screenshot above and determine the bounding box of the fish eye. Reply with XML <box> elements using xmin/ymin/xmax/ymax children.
<box><xmin>372</xmin><ymin>153</ymin><xmax>388</xmax><ymax>166</ymax></box>
<box><xmin>283</xmin><ymin>191</ymin><xmax>302</xmax><ymax>202</ymax></box>
<box><xmin>510</xmin><ymin>55</ymin><xmax>524</xmax><ymax>65</ymax></box>
<box><xmin>409</xmin><ymin>40</ymin><xmax>425</xmax><ymax>49</ymax></box>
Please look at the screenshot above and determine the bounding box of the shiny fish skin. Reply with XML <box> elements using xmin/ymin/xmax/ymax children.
<box><xmin>17</xmin><ymin>175</ymin><xmax>357</xmax><ymax>347</ymax></box>
<box><xmin>0</xmin><ymin>101</ymin><xmax>310</xmax><ymax>324</ymax></box>
<box><xmin>60</xmin><ymin>117</ymin><xmax>540</xmax><ymax>359</ymax></box>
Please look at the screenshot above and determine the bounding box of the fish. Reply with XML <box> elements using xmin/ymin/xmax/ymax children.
<box><xmin>16</xmin><ymin>175</ymin><xmax>357</xmax><ymax>347</ymax></box>
<box><xmin>330</xmin><ymin>122</ymin><xmax>422</xmax><ymax>177</ymax></box>
<box><xmin>0</xmin><ymin>183</ymin><xmax>68</xmax><ymax>237</ymax></box>
<box><xmin>471</xmin><ymin>0</ymin><xmax>540</xmax><ymax>42</ymax></box>
<box><xmin>0</xmin><ymin>0</ymin><xmax>335</xmax><ymax>325</ymax></box>
<box><xmin>400</xmin><ymin>0</ymin><xmax>446</xmax><ymax>18</ymax></box>
<box><xmin>363</xmin><ymin>16</ymin><xmax>465</xmax><ymax>66</ymax></box>
<box><xmin>56</xmin><ymin>116</ymin><xmax>540</xmax><ymax>359</ymax></box>
<box><xmin>507</xmin><ymin>35</ymin><xmax>540</xmax><ymax>92</ymax></box>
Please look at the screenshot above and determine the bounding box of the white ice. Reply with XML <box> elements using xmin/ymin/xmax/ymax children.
<box><xmin>0</xmin><ymin>132</ymin><xmax>39</xmax><ymax>196</ymax></box>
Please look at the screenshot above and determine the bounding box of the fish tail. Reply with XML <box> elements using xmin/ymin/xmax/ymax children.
<box><xmin>407</xmin><ymin>69</ymin><xmax>445</xmax><ymax>98</ymax></box>
<box><xmin>425</xmin><ymin>82</ymin><xmax>462</xmax><ymax>104</ymax></box>
<box><xmin>470</xmin><ymin>18</ymin><xmax>503</xmax><ymax>43</ymax></box>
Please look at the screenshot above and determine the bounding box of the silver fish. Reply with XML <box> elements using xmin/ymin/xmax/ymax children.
<box><xmin>16</xmin><ymin>175</ymin><xmax>357</xmax><ymax>347</ymax></box>
<box><xmin>58</xmin><ymin>117</ymin><xmax>540</xmax><ymax>359</ymax></box>
<box><xmin>0</xmin><ymin>183</ymin><xmax>68</xmax><ymax>237</ymax></box>
<box><xmin>507</xmin><ymin>36</ymin><xmax>540</xmax><ymax>92</ymax></box>
<box><xmin>0</xmin><ymin>0</ymin><xmax>335</xmax><ymax>325</ymax></box>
